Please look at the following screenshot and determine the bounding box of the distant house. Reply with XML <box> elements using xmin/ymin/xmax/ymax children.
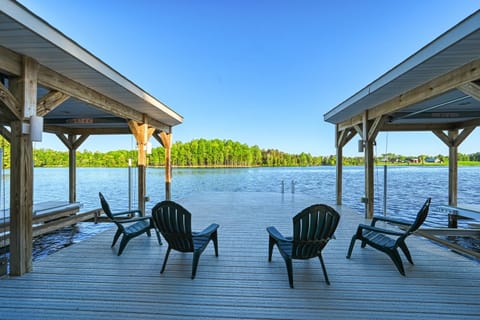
<box><xmin>425</xmin><ymin>157</ymin><xmax>441</xmax><ymax>163</ymax></box>
<box><xmin>407</xmin><ymin>158</ymin><xmax>419</xmax><ymax>163</ymax></box>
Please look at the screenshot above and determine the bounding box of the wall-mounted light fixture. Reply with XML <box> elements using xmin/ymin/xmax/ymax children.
<box><xmin>30</xmin><ymin>115</ymin><xmax>43</xmax><ymax>142</ymax></box>
<box><xmin>358</xmin><ymin>139</ymin><xmax>365</xmax><ymax>152</ymax></box>
<box><xmin>21</xmin><ymin>116</ymin><xmax>43</xmax><ymax>142</ymax></box>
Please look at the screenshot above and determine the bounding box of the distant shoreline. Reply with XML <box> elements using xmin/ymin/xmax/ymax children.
<box><xmin>32</xmin><ymin>161</ymin><xmax>480</xmax><ymax>169</ymax></box>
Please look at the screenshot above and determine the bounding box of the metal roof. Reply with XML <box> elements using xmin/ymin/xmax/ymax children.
<box><xmin>324</xmin><ymin>10</ymin><xmax>480</xmax><ymax>128</ymax></box>
<box><xmin>0</xmin><ymin>0</ymin><xmax>183</xmax><ymax>133</ymax></box>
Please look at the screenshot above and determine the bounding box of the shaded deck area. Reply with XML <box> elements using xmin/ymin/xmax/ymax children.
<box><xmin>0</xmin><ymin>192</ymin><xmax>479</xmax><ymax>319</ymax></box>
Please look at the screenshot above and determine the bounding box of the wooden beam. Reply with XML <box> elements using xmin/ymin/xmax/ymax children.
<box><xmin>38</xmin><ymin>66</ymin><xmax>143</xmax><ymax>122</ymax></box>
<box><xmin>45</xmin><ymin>125</ymin><xmax>132</xmax><ymax>135</ymax></box>
<box><xmin>0</xmin><ymin>125</ymin><xmax>11</xmax><ymax>142</ymax></box>
<box><xmin>383</xmin><ymin>122</ymin><xmax>467</xmax><ymax>131</ymax></box>
<box><xmin>458</xmin><ymin>82</ymin><xmax>480</xmax><ymax>101</ymax></box>
<box><xmin>453</xmin><ymin>126</ymin><xmax>475</xmax><ymax>147</ymax></box>
<box><xmin>368</xmin><ymin>116</ymin><xmax>384</xmax><ymax>141</ymax></box>
<box><xmin>0</xmin><ymin>81</ymin><xmax>21</xmax><ymax>120</ymax></box>
<box><xmin>432</xmin><ymin>130</ymin><xmax>450</xmax><ymax>146</ymax></box>
<box><xmin>353</xmin><ymin>125</ymin><xmax>363</xmax><ymax>138</ymax></box>
<box><xmin>38</xmin><ymin>65</ymin><xmax>170</xmax><ymax>131</ymax></box>
<box><xmin>0</xmin><ymin>46</ymin><xmax>22</xmax><ymax>76</ymax></box>
<box><xmin>339</xmin><ymin>115</ymin><xmax>363</xmax><ymax>131</ymax></box>
<box><xmin>37</xmin><ymin>90</ymin><xmax>70</xmax><ymax>116</ymax></box>
<box><xmin>368</xmin><ymin>59</ymin><xmax>480</xmax><ymax>121</ymax></box>
<box><xmin>0</xmin><ymin>47</ymin><xmax>173</xmax><ymax>132</ymax></box>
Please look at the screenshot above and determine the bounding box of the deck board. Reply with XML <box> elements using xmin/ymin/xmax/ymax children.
<box><xmin>0</xmin><ymin>192</ymin><xmax>478</xmax><ymax>319</ymax></box>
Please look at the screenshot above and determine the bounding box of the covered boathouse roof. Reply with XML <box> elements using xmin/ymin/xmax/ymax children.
<box><xmin>323</xmin><ymin>9</ymin><xmax>480</xmax><ymax>220</ymax></box>
<box><xmin>0</xmin><ymin>0</ymin><xmax>183</xmax><ymax>134</ymax></box>
<box><xmin>324</xmin><ymin>9</ymin><xmax>480</xmax><ymax>131</ymax></box>
<box><xmin>0</xmin><ymin>0</ymin><xmax>182</xmax><ymax>276</ymax></box>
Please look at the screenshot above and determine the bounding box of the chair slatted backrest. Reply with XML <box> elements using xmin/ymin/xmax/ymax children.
<box><xmin>292</xmin><ymin>204</ymin><xmax>340</xmax><ymax>259</ymax></box>
<box><xmin>400</xmin><ymin>197</ymin><xmax>431</xmax><ymax>241</ymax></box>
<box><xmin>152</xmin><ymin>201</ymin><xmax>194</xmax><ymax>253</ymax></box>
<box><xmin>99</xmin><ymin>192</ymin><xmax>124</xmax><ymax>230</ymax></box>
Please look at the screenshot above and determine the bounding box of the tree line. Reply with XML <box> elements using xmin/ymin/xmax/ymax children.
<box><xmin>0</xmin><ymin>137</ymin><xmax>478</xmax><ymax>168</ymax></box>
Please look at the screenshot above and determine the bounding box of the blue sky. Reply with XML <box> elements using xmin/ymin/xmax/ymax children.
<box><xmin>19</xmin><ymin>0</ymin><xmax>480</xmax><ymax>157</ymax></box>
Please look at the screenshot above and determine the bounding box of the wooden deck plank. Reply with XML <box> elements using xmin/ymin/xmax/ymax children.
<box><xmin>0</xmin><ymin>192</ymin><xmax>478</xmax><ymax>319</ymax></box>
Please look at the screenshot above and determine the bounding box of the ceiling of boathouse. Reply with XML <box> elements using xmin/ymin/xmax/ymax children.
<box><xmin>324</xmin><ymin>10</ymin><xmax>480</xmax><ymax>132</ymax></box>
<box><xmin>0</xmin><ymin>2</ymin><xmax>183</xmax><ymax>134</ymax></box>
<box><xmin>384</xmin><ymin>84</ymin><xmax>480</xmax><ymax>127</ymax></box>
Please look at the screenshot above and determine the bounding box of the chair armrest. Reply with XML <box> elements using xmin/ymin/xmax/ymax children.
<box><xmin>194</xmin><ymin>223</ymin><xmax>219</xmax><ymax>237</ymax></box>
<box><xmin>371</xmin><ymin>216</ymin><xmax>410</xmax><ymax>227</ymax></box>
<box><xmin>357</xmin><ymin>224</ymin><xmax>405</xmax><ymax>237</ymax></box>
<box><xmin>111</xmin><ymin>209</ymin><xmax>142</xmax><ymax>218</ymax></box>
<box><xmin>266</xmin><ymin>226</ymin><xmax>290</xmax><ymax>242</ymax></box>
<box><xmin>116</xmin><ymin>216</ymin><xmax>152</xmax><ymax>224</ymax></box>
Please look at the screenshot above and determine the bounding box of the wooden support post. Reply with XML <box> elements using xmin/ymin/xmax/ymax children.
<box><xmin>448</xmin><ymin>130</ymin><xmax>458</xmax><ymax>206</ymax></box>
<box><xmin>159</xmin><ymin>131</ymin><xmax>172</xmax><ymax>200</ymax></box>
<box><xmin>57</xmin><ymin>133</ymin><xmax>89</xmax><ymax>203</ymax></box>
<box><xmin>335</xmin><ymin>126</ymin><xmax>357</xmax><ymax>206</ymax></box>
<box><xmin>335</xmin><ymin>128</ymin><xmax>343</xmax><ymax>206</ymax></box>
<box><xmin>128</xmin><ymin>118</ymin><xmax>155</xmax><ymax>215</ymax></box>
<box><xmin>362</xmin><ymin>113</ymin><xmax>383</xmax><ymax>219</ymax></box>
<box><xmin>433</xmin><ymin>126</ymin><xmax>475</xmax><ymax>207</ymax></box>
<box><xmin>365</xmin><ymin>138</ymin><xmax>375</xmax><ymax>218</ymax></box>
<box><xmin>9</xmin><ymin>57</ymin><xmax>38</xmax><ymax>275</ymax></box>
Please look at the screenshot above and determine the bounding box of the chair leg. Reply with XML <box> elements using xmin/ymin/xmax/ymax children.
<box><xmin>387</xmin><ymin>249</ymin><xmax>406</xmax><ymax>276</ymax></box>
<box><xmin>154</xmin><ymin>229</ymin><xmax>162</xmax><ymax>245</ymax></box>
<box><xmin>192</xmin><ymin>251</ymin><xmax>201</xmax><ymax>279</ymax></box>
<box><xmin>117</xmin><ymin>235</ymin><xmax>131</xmax><ymax>256</ymax></box>
<box><xmin>318</xmin><ymin>254</ymin><xmax>331</xmax><ymax>285</ymax></box>
<box><xmin>268</xmin><ymin>236</ymin><xmax>275</xmax><ymax>262</ymax></box>
<box><xmin>111</xmin><ymin>229</ymin><xmax>122</xmax><ymax>247</ymax></box>
<box><xmin>146</xmin><ymin>228</ymin><xmax>151</xmax><ymax>237</ymax></box>
<box><xmin>212</xmin><ymin>231</ymin><xmax>219</xmax><ymax>257</ymax></box>
<box><xmin>161</xmin><ymin>247</ymin><xmax>171</xmax><ymax>274</ymax></box>
<box><xmin>284</xmin><ymin>257</ymin><xmax>294</xmax><ymax>288</ymax></box>
<box><xmin>398</xmin><ymin>241</ymin><xmax>414</xmax><ymax>265</ymax></box>
<box><xmin>346</xmin><ymin>235</ymin><xmax>357</xmax><ymax>259</ymax></box>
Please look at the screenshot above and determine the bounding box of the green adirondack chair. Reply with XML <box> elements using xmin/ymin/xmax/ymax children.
<box><xmin>267</xmin><ymin>204</ymin><xmax>341</xmax><ymax>288</ymax></box>
<box><xmin>151</xmin><ymin>200</ymin><xmax>219</xmax><ymax>279</ymax></box>
<box><xmin>346</xmin><ymin>198</ymin><xmax>431</xmax><ymax>275</ymax></box>
<box><xmin>99</xmin><ymin>192</ymin><xmax>161</xmax><ymax>256</ymax></box>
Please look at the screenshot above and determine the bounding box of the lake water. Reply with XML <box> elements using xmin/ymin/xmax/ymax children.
<box><xmin>1</xmin><ymin>166</ymin><xmax>480</xmax><ymax>259</ymax></box>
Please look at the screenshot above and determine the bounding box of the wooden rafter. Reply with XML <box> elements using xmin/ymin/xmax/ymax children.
<box><xmin>367</xmin><ymin>59</ymin><xmax>480</xmax><ymax>119</ymax></box>
<box><xmin>56</xmin><ymin>133</ymin><xmax>89</xmax><ymax>149</ymax></box>
<box><xmin>368</xmin><ymin>116</ymin><xmax>384</xmax><ymax>141</ymax></box>
<box><xmin>0</xmin><ymin>80</ymin><xmax>21</xmax><ymax>120</ymax></box>
<box><xmin>336</xmin><ymin>127</ymin><xmax>356</xmax><ymax>148</ymax></box>
<box><xmin>37</xmin><ymin>90</ymin><xmax>70</xmax><ymax>116</ymax></box>
<box><xmin>353</xmin><ymin>125</ymin><xmax>363</xmax><ymax>138</ymax></box>
<box><xmin>338</xmin><ymin>59</ymin><xmax>480</xmax><ymax>129</ymax></box>
<box><xmin>458</xmin><ymin>82</ymin><xmax>480</xmax><ymax>101</ymax></box>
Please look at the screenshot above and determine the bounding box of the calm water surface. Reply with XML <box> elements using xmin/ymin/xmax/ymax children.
<box><xmin>1</xmin><ymin>166</ymin><xmax>479</xmax><ymax>259</ymax></box>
